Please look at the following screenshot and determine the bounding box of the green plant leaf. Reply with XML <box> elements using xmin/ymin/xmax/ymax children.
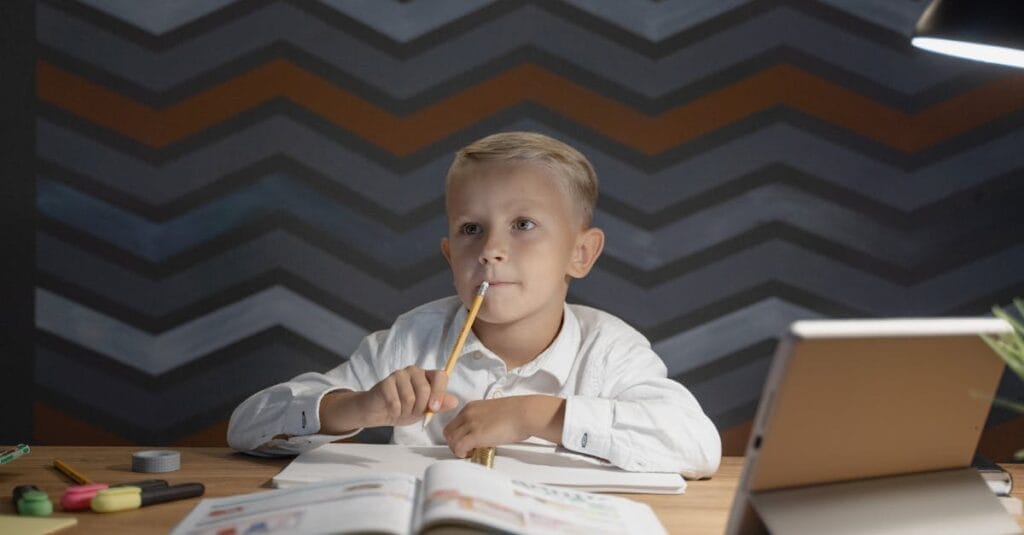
<box><xmin>989</xmin><ymin>396</ymin><xmax>1024</xmax><ymax>414</ymax></box>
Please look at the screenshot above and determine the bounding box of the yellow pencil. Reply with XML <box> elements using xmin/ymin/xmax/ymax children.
<box><xmin>423</xmin><ymin>281</ymin><xmax>489</xmax><ymax>428</ymax></box>
<box><xmin>54</xmin><ymin>459</ymin><xmax>92</xmax><ymax>485</ymax></box>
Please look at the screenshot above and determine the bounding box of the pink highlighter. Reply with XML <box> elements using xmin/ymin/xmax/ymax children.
<box><xmin>61</xmin><ymin>480</ymin><xmax>168</xmax><ymax>511</ymax></box>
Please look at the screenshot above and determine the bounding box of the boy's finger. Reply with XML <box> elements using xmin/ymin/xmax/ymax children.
<box><xmin>444</xmin><ymin>422</ymin><xmax>473</xmax><ymax>458</ymax></box>
<box><xmin>409</xmin><ymin>370</ymin><xmax>432</xmax><ymax>417</ymax></box>
<box><xmin>380</xmin><ymin>380</ymin><xmax>401</xmax><ymax>423</ymax></box>
<box><xmin>395</xmin><ymin>376</ymin><xmax>416</xmax><ymax>418</ymax></box>
<box><xmin>427</xmin><ymin>371</ymin><xmax>449</xmax><ymax>412</ymax></box>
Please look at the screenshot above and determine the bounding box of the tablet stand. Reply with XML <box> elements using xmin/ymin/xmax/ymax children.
<box><xmin>742</xmin><ymin>468</ymin><xmax>1019</xmax><ymax>535</ymax></box>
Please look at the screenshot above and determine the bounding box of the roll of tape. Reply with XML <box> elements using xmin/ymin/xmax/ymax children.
<box><xmin>131</xmin><ymin>450</ymin><xmax>180</xmax><ymax>473</ymax></box>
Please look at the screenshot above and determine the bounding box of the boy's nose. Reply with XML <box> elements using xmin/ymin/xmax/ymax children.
<box><xmin>478</xmin><ymin>235</ymin><xmax>507</xmax><ymax>264</ymax></box>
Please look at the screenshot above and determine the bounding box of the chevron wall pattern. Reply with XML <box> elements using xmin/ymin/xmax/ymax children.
<box><xmin>28</xmin><ymin>0</ymin><xmax>1024</xmax><ymax>455</ymax></box>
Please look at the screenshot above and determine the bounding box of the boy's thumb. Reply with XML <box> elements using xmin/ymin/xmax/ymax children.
<box><xmin>438</xmin><ymin>394</ymin><xmax>459</xmax><ymax>412</ymax></box>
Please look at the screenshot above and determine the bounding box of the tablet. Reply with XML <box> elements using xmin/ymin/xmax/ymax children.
<box><xmin>725</xmin><ymin>317</ymin><xmax>1012</xmax><ymax>534</ymax></box>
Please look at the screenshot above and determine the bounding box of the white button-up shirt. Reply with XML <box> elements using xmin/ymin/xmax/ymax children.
<box><xmin>227</xmin><ymin>297</ymin><xmax>721</xmax><ymax>478</ymax></box>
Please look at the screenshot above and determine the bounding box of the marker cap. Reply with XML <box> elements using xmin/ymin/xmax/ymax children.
<box><xmin>91</xmin><ymin>486</ymin><xmax>142</xmax><ymax>513</ymax></box>
<box><xmin>17</xmin><ymin>489</ymin><xmax>54</xmax><ymax>516</ymax></box>
<box><xmin>61</xmin><ymin>483</ymin><xmax>108</xmax><ymax>511</ymax></box>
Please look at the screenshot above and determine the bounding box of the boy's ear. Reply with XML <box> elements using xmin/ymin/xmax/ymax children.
<box><xmin>440</xmin><ymin>237</ymin><xmax>452</xmax><ymax>266</ymax></box>
<box><xmin>567</xmin><ymin>227</ymin><xmax>604</xmax><ymax>279</ymax></box>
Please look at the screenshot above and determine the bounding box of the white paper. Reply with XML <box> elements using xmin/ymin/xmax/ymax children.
<box><xmin>272</xmin><ymin>442</ymin><xmax>685</xmax><ymax>494</ymax></box>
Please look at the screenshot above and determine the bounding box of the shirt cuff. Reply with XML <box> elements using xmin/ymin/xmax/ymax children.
<box><xmin>282</xmin><ymin>387</ymin><xmax>361</xmax><ymax>443</ymax></box>
<box><xmin>561</xmin><ymin>396</ymin><xmax>618</xmax><ymax>463</ymax></box>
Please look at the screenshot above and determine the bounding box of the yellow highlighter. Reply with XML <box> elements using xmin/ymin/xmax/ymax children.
<box><xmin>423</xmin><ymin>281</ymin><xmax>489</xmax><ymax>428</ymax></box>
<box><xmin>91</xmin><ymin>483</ymin><xmax>204</xmax><ymax>513</ymax></box>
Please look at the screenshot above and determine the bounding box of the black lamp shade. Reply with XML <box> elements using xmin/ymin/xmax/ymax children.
<box><xmin>912</xmin><ymin>0</ymin><xmax>1024</xmax><ymax>68</ymax></box>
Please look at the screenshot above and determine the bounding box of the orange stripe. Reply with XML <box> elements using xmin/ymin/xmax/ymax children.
<box><xmin>720</xmin><ymin>419</ymin><xmax>753</xmax><ymax>457</ymax></box>
<box><xmin>37</xmin><ymin>60</ymin><xmax>1024</xmax><ymax>155</ymax></box>
<box><xmin>173</xmin><ymin>419</ymin><xmax>229</xmax><ymax>447</ymax></box>
<box><xmin>33</xmin><ymin>402</ymin><xmax>137</xmax><ymax>446</ymax></box>
<box><xmin>977</xmin><ymin>415</ymin><xmax>1024</xmax><ymax>463</ymax></box>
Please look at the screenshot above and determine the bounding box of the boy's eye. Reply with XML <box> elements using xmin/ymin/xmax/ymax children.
<box><xmin>460</xmin><ymin>223</ymin><xmax>482</xmax><ymax>235</ymax></box>
<box><xmin>513</xmin><ymin>219</ymin><xmax>536</xmax><ymax>231</ymax></box>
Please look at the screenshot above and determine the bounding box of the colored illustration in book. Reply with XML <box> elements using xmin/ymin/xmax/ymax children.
<box><xmin>188</xmin><ymin>510</ymin><xmax>303</xmax><ymax>535</ymax></box>
<box><xmin>526</xmin><ymin>511</ymin><xmax>627</xmax><ymax>535</ymax></box>
<box><xmin>426</xmin><ymin>488</ymin><xmax>526</xmax><ymax>527</ymax></box>
<box><xmin>511</xmin><ymin>481</ymin><xmax>629</xmax><ymax>532</ymax></box>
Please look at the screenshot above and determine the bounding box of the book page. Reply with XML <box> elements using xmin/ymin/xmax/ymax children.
<box><xmin>273</xmin><ymin>442</ymin><xmax>685</xmax><ymax>494</ymax></box>
<box><xmin>170</xmin><ymin>473</ymin><xmax>419</xmax><ymax>535</ymax></box>
<box><xmin>418</xmin><ymin>461</ymin><xmax>667</xmax><ymax>535</ymax></box>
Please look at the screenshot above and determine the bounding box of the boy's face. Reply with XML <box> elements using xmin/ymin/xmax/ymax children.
<box><xmin>441</xmin><ymin>163</ymin><xmax>602</xmax><ymax>328</ymax></box>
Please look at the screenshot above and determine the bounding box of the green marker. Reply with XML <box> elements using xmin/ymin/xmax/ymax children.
<box><xmin>0</xmin><ymin>443</ymin><xmax>30</xmax><ymax>465</ymax></box>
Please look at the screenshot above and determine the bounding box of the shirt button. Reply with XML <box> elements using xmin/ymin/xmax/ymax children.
<box><xmin>491</xmin><ymin>390</ymin><xmax>503</xmax><ymax>398</ymax></box>
<box><xmin>472</xmin><ymin>353</ymin><xmax>481</xmax><ymax>360</ymax></box>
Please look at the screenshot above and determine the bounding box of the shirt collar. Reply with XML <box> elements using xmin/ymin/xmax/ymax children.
<box><xmin>445</xmin><ymin>300</ymin><xmax>578</xmax><ymax>387</ymax></box>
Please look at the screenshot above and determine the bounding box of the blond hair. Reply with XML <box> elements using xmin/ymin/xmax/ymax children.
<box><xmin>445</xmin><ymin>132</ymin><xmax>598</xmax><ymax>227</ymax></box>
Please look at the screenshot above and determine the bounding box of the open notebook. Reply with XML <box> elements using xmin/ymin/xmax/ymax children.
<box><xmin>272</xmin><ymin>442</ymin><xmax>686</xmax><ymax>494</ymax></box>
<box><xmin>174</xmin><ymin>460</ymin><xmax>667</xmax><ymax>535</ymax></box>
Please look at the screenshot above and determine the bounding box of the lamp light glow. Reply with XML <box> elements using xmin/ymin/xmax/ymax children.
<box><xmin>912</xmin><ymin>37</ymin><xmax>1024</xmax><ymax>69</ymax></box>
<box><xmin>912</xmin><ymin>0</ymin><xmax>1024</xmax><ymax>69</ymax></box>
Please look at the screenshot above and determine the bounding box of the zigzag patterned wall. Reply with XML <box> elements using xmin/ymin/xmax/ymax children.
<box><xmin>33</xmin><ymin>0</ymin><xmax>1024</xmax><ymax>451</ymax></box>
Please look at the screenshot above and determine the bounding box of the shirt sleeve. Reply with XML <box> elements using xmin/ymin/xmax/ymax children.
<box><xmin>226</xmin><ymin>329</ymin><xmax>394</xmax><ymax>456</ymax></box>
<box><xmin>560</xmin><ymin>342</ymin><xmax>722</xmax><ymax>479</ymax></box>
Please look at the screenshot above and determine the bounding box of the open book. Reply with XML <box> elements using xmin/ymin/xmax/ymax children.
<box><xmin>272</xmin><ymin>442</ymin><xmax>686</xmax><ymax>494</ymax></box>
<box><xmin>171</xmin><ymin>460</ymin><xmax>667</xmax><ymax>535</ymax></box>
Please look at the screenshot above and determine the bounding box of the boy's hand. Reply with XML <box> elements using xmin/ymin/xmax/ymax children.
<box><xmin>319</xmin><ymin>367</ymin><xmax>458</xmax><ymax>434</ymax></box>
<box><xmin>360</xmin><ymin>366</ymin><xmax>459</xmax><ymax>427</ymax></box>
<box><xmin>443</xmin><ymin>395</ymin><xmax>566</xmax><ymax>458</ymax></box>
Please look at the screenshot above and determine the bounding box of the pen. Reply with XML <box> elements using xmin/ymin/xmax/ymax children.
<box><xmin>423</xmin><ymin>281</ymin><xmax>489</xmax><ymax>428</ymax></box>
<box><xmin>53</xmin><ymin>458</ymin><xmax>92</xmax><ymax>485</ymax></box>
<box><xmin>0</xmin><ymin>443</ymin><xmax>30</xmax><ymax>464</ymax></box>
<box><xmin>91</xmin><ymin>482</ymin><xmax>205</xmax><ymax>513</ymax></box>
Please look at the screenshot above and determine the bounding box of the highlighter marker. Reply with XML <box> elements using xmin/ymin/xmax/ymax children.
<box><xmin>61</xmin><ymin>479</ymin><xmax>168</xmax><ymax>511</ymax></box>
<box><xmin>0</xmin><ymin>444</ymin><xmax>30</xmax><ymax>465</ymax></box>
<box><xmin>13</xmin><ymin>485</ymin><xmax>53</xmax><ymax>516</ymax></box>
<box><xmin>91</xmin><ymin>482</ymin><xmax>204</xmax><ymax>513</ymax></box>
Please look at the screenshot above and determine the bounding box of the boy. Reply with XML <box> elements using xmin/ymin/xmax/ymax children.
<box><xmin>228</xmin><ymin>132</ymin><xmax>721</xmax><ymax>478</ymax></box>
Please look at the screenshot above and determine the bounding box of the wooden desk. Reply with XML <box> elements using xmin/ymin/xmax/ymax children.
<box><xmin>1</xmin><ymin>447</ymin><xmax>1021</xmax><ymax>534</ymax></box>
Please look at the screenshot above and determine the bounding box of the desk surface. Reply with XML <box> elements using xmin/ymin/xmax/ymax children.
<box><xmin>1</xmin><ymin>447</ymin><xmax>1021</xmax><ymax>534</ymax></box>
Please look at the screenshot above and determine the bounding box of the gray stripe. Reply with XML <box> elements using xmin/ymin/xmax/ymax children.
<box><xmin>38</xmin><ymin>118</ymin><xmax>1024</xmax><ymax>212</ymax></box>
<box><xmin>559</xmin><ymin>0</ymin><xmax>754</xmax><ymax>41</ymax></box>
<box><xmin>817</xmin><ymin>0</ymin><xmax>925</xmax><ymax>36</ymax></box>
<box><xmin>314</xmin><ymin>0</ymin><xmax>501</xmax><ymax>42</ymax></box>
<box><xmin>37</xmin><ymin>3</ymin><xmax>973</xmax><ymax>96</ymax></box>
<box><xmin>654</xmin><ymin>299</ymin><xmax>824</xmax><ymax>377</ymax></box>
<box><xmin>75</xmin><ymin>0</ymin><xmax>241</xmax><ymax>35</ymax></box>
<box><xmin>34</xmin><ymin>337</ymin><xmax>337</xmax><ymax>432</ymax></box>
<box><xmin>595</xmin><ymin>185</ymin><xmax>1017</xmax><ymax>271</ymax></box>
<box><xmin>38</xmin><ymin>169</ymin><xmax>1021</xmax><ymax>274</ymax></box>
<box><xmin>688</xmin><ymin>353</ymin><xmax>772</xmax><ymax>425</ymax></box>
<box><xmin>36</xmin><ymin>230</ymin><xmax>451</xmax><ymax>325</ymax></box>
<box><xmin>38</xmin><ymin>225</ymin><xmax>1024</xmax><ymax>344</ymax></box>
<box><xmin>35</xmin><ymin>287</ymin><xmax>368</xmax><ymax>375</ymax></box>
<box><xmin>578</xmin><ymin>241</ymin><xmax>1024</xmax><ymax>328</ymax></box>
